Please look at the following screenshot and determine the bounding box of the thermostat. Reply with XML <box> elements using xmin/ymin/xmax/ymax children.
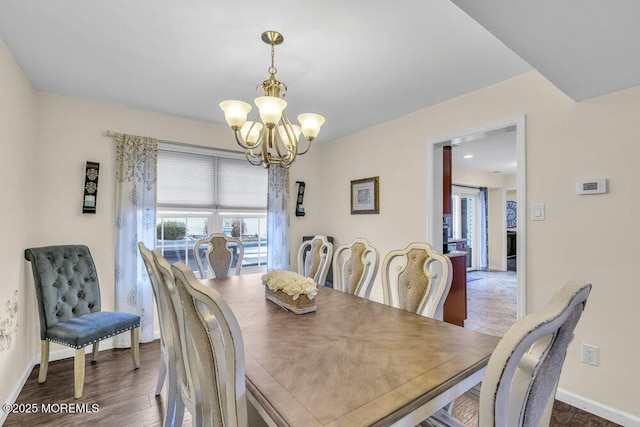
<box><xmin>576</xmin><ymin>178</ymin><xmax>607</xmax><ymax>195</ymax></box>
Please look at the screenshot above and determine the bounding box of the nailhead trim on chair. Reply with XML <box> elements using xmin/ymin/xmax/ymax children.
<box><xmin>46</xmin><ymin>324</ymin><xmax>140</xmax><ymax>349</ymax></box>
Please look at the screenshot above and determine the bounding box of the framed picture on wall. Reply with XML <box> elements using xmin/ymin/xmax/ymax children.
<box><xmin>351</xmin><ymin>176</ymin><xmax>379</xmax><ymax>214</ymax></box>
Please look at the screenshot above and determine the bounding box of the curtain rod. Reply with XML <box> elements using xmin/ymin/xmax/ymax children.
<box><xmin>453</xmin><ymin>184</ymin><xmax>483</xmax><ymax>190</ymax></box>
<box><xmin>105</xmin><ymin>130</ymin><xmax>157</xmax><ymax>139</ymax></box>
<box><xmin>106</xmin><ymin>130</ymin><xmax>244</xmax><ymax>157</ymax></box>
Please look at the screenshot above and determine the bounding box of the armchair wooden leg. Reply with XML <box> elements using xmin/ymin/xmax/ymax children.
<box><xmin>131</xmin><ymin>327</ymin><xmax>140</xmax><ymax>369</ymax></box>
<box><xmin>74</xmin><ymin>348</ymin><xmax>85</xmax><ymax>399</ymax></box>
<box><xmin>38</xmin><ymin>340</ymin><xmax>49</xmax><ymax>383</ymax></box>
<box><xmin>91</xmin><ymin>342</ymin><xmax>99</xmax><ymax>364</ymax></box>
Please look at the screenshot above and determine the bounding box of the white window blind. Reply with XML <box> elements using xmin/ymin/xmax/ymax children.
<box><xmin>217</xmin><ymin>157</ymin><xmax>268</xmax><ymax>209</ymax></box>
<box><xmin>157</xmin><ymin>146</ymin><xmax>267</xmax><ymax>209</ymax></box>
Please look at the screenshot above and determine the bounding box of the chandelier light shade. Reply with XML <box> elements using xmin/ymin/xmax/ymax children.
<box><xmin>220</xmin><ymin>30</ymin><xmax>325</xmax><ymax>168</ymax></box>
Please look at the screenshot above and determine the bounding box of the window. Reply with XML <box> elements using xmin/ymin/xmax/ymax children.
<box><xmin>155</xmin><ymin>143</ymin><xmax>268</xmax><ymax>275</ymax></box>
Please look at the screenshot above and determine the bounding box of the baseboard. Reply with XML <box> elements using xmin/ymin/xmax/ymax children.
<box><xmin>47</xmin><ymin>336</ymin><xmax>115</xmax><ymax>362</ymax></box>
<box><xmin>0</xmin><ymin>353</ymin><xmax>39</xmax><ymax>426</ymax></box>
<box><xmin>556</xmin><ymin>388</ymin><xmax>640</xmax><ymax>427</ymax></box>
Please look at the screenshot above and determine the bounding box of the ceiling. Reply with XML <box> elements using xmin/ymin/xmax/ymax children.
<box><xmin>451</xmin><ymin>127</ymin><xmax>517</xmax><ymax>175</ymax></box>
<box><xmin>0</xmin><ymin>1</ymin><xmax>637</xmax><ymax>146</ymax></box>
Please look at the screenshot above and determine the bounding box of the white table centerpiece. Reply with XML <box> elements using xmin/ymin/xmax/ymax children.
<box><xmin>262</xmin><ymin>269</ymin><xmax>317</xmax><ymax>314</ymax></box>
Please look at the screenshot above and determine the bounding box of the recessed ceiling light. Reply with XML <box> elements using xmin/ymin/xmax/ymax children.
<box><xmin>464</xmin><ymin>155</ymin><xmax>473</xmax><ymax>159</ymax></box>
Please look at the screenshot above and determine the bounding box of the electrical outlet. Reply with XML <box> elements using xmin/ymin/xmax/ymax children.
<box><xmin>581</xmin><ymin>343</ymin><xmax>599</xmax><ymax>366</ymax></box>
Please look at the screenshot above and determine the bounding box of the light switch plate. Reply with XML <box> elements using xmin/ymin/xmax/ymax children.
<box><xmin>531</xmin><ymin>203</ymin><xmax>545</xmax><ymax>221</ymax></box>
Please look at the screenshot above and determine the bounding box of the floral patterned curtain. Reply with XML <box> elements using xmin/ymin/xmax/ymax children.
<box><xmin>267</xmin><ymin>164</ymin><xmax>290</xmax><ymax>271</ymax></box>
<box><xmin>112</xmin><ymin>133</ymin><xmax>157</xmax><ymax>347</ymax></box>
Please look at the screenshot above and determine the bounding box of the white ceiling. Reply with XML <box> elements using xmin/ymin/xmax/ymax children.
<box><xmin>0</xmin><ymin>1</ymin><xmax>637</xmax><ymax>146</ymax></box>
<box><xmin>451</xmin><ymin>128</ymin><xmax>517</xmax><ymax>175</ymax></box>
<box><xmin>451</xmin><ymin>0</ymin><xmax>640</xmax><ymax>101</ymax></box>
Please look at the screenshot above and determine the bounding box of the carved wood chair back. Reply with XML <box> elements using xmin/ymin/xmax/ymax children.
<box><xmin>138</xmin><ymin>242</ymin><xmax>183</xmax><ymax>424</ymax></box>
<box><xmin>332</xmin><ymin>238</ymin><xmax>379</xmax><ymax>299</ymax></box>
<box><xmin>152</xmin><ymin>249</ymin><xmax>203</xmax><ymax>426</ymax></box>
<box><xmin>422</xmin><ymin>281</ymin><xmax>592</xmax><ymax>427</ymax></box>
<box><xmin>171</xmin><ymin>262</ymin><xmax>247</xmax><ymax>427</ymax></box>
<box><xmin>297</xmin><ymin>235</ymin><xmax>333</xmax><ymax>286</ymax></box>
<box><xmin>194</xmin><ymin>233</ymin><xmax>244</xmax><ymax>279</ymax></box>
<box><xmin>381</xmin><ymin>242</ymin><xmax>452</xmax><ymax>320</ymax></box>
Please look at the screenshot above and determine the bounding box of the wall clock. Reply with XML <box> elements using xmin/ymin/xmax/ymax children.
<box><xmin>506</xmin><ymin>200</ymin><xmax>517</xmax><ymax>228</ymax></box>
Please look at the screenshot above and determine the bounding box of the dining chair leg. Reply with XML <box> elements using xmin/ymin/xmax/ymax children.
<box><xmin>74</xmin><ymin>348</ymin><xmax>85</xmax><ymax>399</ymax></box>
<box><xmin>163</xmin><ymin>370</ymin><xmax>178</xmax><ymax>427</ymax></box>
<box><xmin>38</xmin><ymin>340</ymin><xmax>49</xmax><ymax>383</ymax></box>
<box><xmin>173</xmin><ymin>394</ymin><xmax>185</xmax><ymax>427</ymax></box>
<box><xmin>155</xmin><ymin>357</ymin><xmax>167</xmax><ymax>396</ymax></box>
<box><xmin>131</xmin><ymin>327</ymin><xmax>140</xmax><ymax>369</ymax></box>
<box><xmin>91</xmin><ymin>342</ymin><xmax>100</xmax><ymax>363</ymax></box>
<box><xmin>444</xmin><ymin>400</ymin><xmax>455</xmax><ymax>414</ymax></box>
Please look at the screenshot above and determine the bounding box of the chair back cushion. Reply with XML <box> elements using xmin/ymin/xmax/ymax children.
<box><xmin>208</xmin><ymin>235</ymin><xmax>233</xmax><ymax>278</ymax></box>
<box><xmin>397</xmin><ymin>248</ymin><xmax>431</xmax><ymax>313</ymax></box>
<box><xmin>343</xmin><ymin>242</ymin><xmax>367</xmax><ymax>294</ymax></box>
<box><xmin>333</xmin><ymin>238</ymin><xmax>379</xmax><ymax>299</ymax></box>
<box><xmin>194</xmin><ymin>234</ymin><xmax>244</xmax><ymax>279</ymax></box>
<box><xmin>304</xmin><ymin>238</ymin><xmax>324</xmax><ymax>279</ymax></box>
<box><xmin>25</xmin><ymin>245</ymin><xmax>101</xmax><ymax>340</ymax></box>
<box><xmin>381</xmin><ymin>242</ymin><xmax>452</xmax><ymax>319</ymax></box>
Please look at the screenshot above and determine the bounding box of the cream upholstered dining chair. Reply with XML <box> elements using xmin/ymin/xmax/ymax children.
<box><xmin>24</xmin><ymin>245</ymin><xmax>140</xmax><ymax>399</ymax></box>
<box><xmin>381</xmin><ymin>242</ymin><xmax>452</xmax><ymax>320</ymax></box>
<box><xmin>332</xmin><ymin>238</ymin><xmax>379</xmax><ymax>299</ymax></box>
<box><xmin>138</xmin><ymin>243</ymin><xmax>176</xmax><ymax>423</ymax></box>
<box><xmin>153</xmin><ymin>249</ymin><xmax>204</xmax><ymax>426</ymax></box>
<box><xmin>297</xmin><ymin>235</ymin><xmax>333</xmax><ymax>286</ymax></box>
<box><xmin>194</xmin><ymin>233</ymin><xmax>244</xmax><ymax>279</ymax></box>
<box><xmin>421</xmin><ymin>281</ymin><xmax>592</xmax><ymax>427</ymax></box>
<box><xmin>172</xmin><ymin>262</ymin><xmax>248</xmax><ymax>427</ymax></box>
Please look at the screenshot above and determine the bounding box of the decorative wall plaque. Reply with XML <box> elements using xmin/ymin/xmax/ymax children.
<box><xmin>82</xmin><ymin>161</ymin><xmax>100</xmax><ymax>214</ymax></box>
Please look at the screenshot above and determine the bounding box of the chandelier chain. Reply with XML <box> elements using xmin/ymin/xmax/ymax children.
<box><xmin>268</xmin><ymin>42</ymin><xmax>277</xmax><ymax>76</ymax></box>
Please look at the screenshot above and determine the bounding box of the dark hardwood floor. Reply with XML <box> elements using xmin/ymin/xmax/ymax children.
<box><xmin>4</xmin><ymin>277</ymin><xmax>620</xmax><ymax>426</ymax></box>
<box><xmin>4</xmin><ymin>341</ymin><xmax>188</xmax><ymax>426</ymax></box>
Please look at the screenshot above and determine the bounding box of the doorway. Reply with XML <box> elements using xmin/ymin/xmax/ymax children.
<box><xmin>451</xmin><ymin>186</ymin><xmax>480</xmax><ymax>270</ymax></box>
<box><xmin>426</xmin><ymin>115</ymin><xmax>526</xmax><ymax>321</ymax></box>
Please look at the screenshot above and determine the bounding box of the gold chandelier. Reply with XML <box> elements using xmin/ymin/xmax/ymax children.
<box><xmin>220</xmin><ymin>31</ymin><xmax>325</xmax><ymax>168</ymax></box>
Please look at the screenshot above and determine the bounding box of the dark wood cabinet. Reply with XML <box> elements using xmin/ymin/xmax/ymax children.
<box><xmin>442</xmin><ymin>146</ymin><xmax>452</xmax><ymax>216</ymax></box>
<box><xmin>443</xmin><ymin>252</ymin><xmax>467</xmax><ymax>327</ymax></box>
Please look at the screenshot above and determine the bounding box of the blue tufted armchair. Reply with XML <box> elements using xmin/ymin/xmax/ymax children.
<box><xmin>25</xmin><ymin>245</ymin><xmax>141</xmax><ymax>399</ymax></box>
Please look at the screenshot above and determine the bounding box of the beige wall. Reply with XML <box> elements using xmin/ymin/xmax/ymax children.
<box><xmin>0</xmin><ymin>39</ymin><xmax>36</xmax><ymax>415</ymax></box>
<box><xmin>305</xmin><ymin>71</ymin><xmax>640</xmax><ymax>417</ymax></box>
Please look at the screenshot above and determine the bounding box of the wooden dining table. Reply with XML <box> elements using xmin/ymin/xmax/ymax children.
<box><xmin>203</xmin><ymin>273</ymin><xmax>500</xmax><ymax>427</ymax></box>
